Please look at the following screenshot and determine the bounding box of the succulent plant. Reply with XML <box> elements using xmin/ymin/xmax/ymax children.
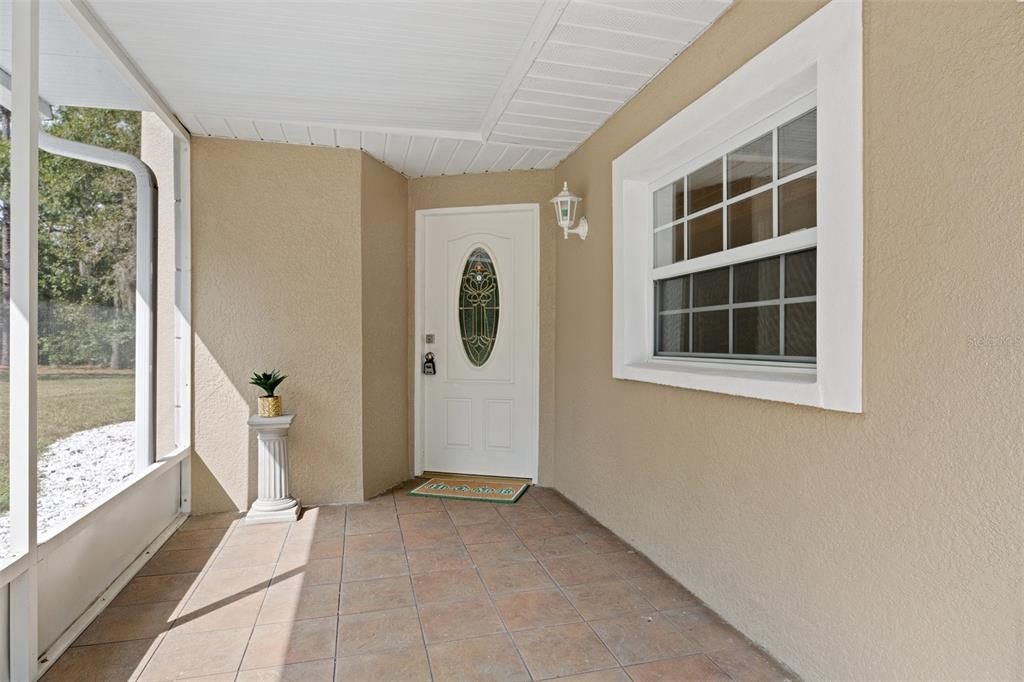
<box><xmin>249</xmin><ymin>370</ymin><xmax>287</xmax><ymax>397</ymax></box>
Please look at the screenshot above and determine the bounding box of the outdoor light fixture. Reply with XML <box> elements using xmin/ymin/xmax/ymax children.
<box><xmin>550</xmin><ymin>181</ymin><xmax>588</xmax><ymax>240</ymax></box>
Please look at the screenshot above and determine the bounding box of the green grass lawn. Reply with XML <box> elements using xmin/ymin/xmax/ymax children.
<box><xmin>0</xmin><ymin>369</ymin><xmax>134</xmax><ymax>512</ymax></box>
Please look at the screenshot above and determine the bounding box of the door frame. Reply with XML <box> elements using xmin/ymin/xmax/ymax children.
<box><xmin>413</xmin><ymin>203</ymin><xmax>541</xmax><ymax>481</ymax></box>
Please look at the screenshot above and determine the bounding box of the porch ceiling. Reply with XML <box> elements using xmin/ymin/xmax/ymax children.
<box><xmin>6</xmin><ymin>0</ymin><xmax>732</xmax><ymax>177</ymax></box>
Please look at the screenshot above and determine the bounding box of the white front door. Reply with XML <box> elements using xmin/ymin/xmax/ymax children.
<box><xmin>417</xmin><ymin>204</ymin><xmax>538</xmax><ymax>480</ymax></box>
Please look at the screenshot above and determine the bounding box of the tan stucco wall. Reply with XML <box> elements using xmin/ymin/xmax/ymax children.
<box><xmin>140</xmin><ymin>112</ymin><xmax>177</xmax><ymax>457</ymax></box>
<box><xmin>551</xmin><ymin>0</ymin><xmax>1023</xmax><ymax>678</ymax></box>
<box><xmin>361</xmin><ymin>155</ymin><xmax>410</xmax><ymax>497</ymax></box>
<box><xmin>407</xmin><ymin>171</ymin><xmax>558</xmax><ymax>483</ymax></box>
<box><xmin>191</xmin><ymin>139</ymin><xmax>365</xmax><ymax>512</ymax></box>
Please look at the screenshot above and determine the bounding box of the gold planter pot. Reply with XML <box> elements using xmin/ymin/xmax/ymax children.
<box><xmin>258</xmin><ymin>396</ymin><xmax>283</xmax><ymax>417</ymax></box>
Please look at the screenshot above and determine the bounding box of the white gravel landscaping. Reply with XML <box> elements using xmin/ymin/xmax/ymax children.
<box><xmin>0</xmin><ymin>421</ymin><xmax>135</xmax><ymax>555</ymax></box>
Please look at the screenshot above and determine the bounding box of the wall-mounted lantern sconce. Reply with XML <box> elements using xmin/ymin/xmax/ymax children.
<box><xmin>550</xmin><ymin>181</ymin><xmax>588</xmax><ymax>240</ymax></box>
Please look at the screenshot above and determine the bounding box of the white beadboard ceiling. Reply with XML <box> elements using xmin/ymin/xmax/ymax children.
<box><xmin>11</xmin><ymin>0</ymin><xmax>732</xmax><ymax>178</ymax></box>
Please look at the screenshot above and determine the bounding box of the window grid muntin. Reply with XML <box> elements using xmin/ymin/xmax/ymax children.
<box><xmin>652</xmin><ymin>106</ymin><xmax>818</xmax><ymax>270</ymax></box>
<box><xmin>655</xmin><ymin>250</ymin><xmax>816</xmax><ymax>363</ymax></box>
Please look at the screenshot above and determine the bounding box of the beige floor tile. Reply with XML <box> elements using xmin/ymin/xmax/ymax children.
<box><xmin>41</xmin><ymin>638</ymin><xmax>159</xmax><ymax>682</ymax></box>
<box><xmin>258</xmin><ymin>583</ymin><xmax>340</xmax><ymax>624</ymax></box>
<box><xmin>172</xmin><ymin>589</ymin><xmax>265</xmax><ymax>633</ymax></box>
<box><xmin>283</xmin><ymin>525</ymin><xmax>345</xmax><ymax>546</ymax></box>
<box><xmin>500</xmin><ymin>495</ymin><xmax>546</xmax><ymax>513</ymax></box>
<box><xmin>427</xmin><ymin>633</ymin><xmax>529</xmax><ymax>682</ymax></box>
<box><xmin>401</xmin><ymin>526</ymin><xmax>461</xmax><ymax>550</ymax></box>
<box><xmin>339</xmin><ymin>575</ymin><xmax>415</xmax><ymax>615</ymax></box>
<box><xmin>542</xmin><ymin>553</ymin><xmax>622</xmax><ymax>586</ymax></box>
<box><xmin>492</xmin><ymin>589</ymin><xmax>582</xmax><ymax>631</ymax></box>
<box><xmin>478</xmin><ymin>561</ymin><xmax>555</xmax><ymax>594</ymax></box>
<box><xmin>444</xmin><ymin>502</ymin><xmax>502</xmax><ymax>526</ymax></box>
<box><xmin>344</xmin><ymin>531</ymin><xmax>403</xmax><ymax>554</ymax></box>
<box><xmin>395</xmin><ymin>494</ymin><xmax>444</xmax><ymax>515</ymax></box>
<box><xmin>336</xmin><ymin>606</ymin><xmax>423</xmax><ymax>657</ymax></box>
<box><xmin>549</xmin><ymin>514</ymin><xmax>602</xmax><ymax>535</ymax></box>
<box><xmin>77</xmin><ymin>601</ymin><xmax>177</xmax><ymax>646</ymax></box>
<box><xmin>273</xmin><ymin>556</ymin><xmax>343</xmax><ymax>587</ymax></box>
<box><xmin>628</xmin><ymin>575</ymin><xmax>698</xmax><ymax>610</ymax></box>
<box><xmin>345</xmin><ymin>509</ymin><xmax>399</xmax><ymax>535</ymax></box>
<box><xmin>398</xmin><ymin>511</ymin><xmax>453</xmax><ymax>532</ymax></box>
<box><xmin>512</xmin><ymin>518</ymin><xmax>572</xmax><ymax>543</ymax></box>
<box><xmin>557</xmin><ymin>669</ymin><xmax>631</xmax><ymax>681</ymax></box>
<box><xmin>241</xmin><ymin>616</ymin><xmax>338</xmax><ymax>670</ymax></box>
<box><xmin>162</xmin><ymin>529</ymin><xmax>228</xmax><ymax>552</ymax></box>
<box><xmin>333</xmin><ymin>645</ymin><xmax>431</xmax><ymax>682</ymax></box>
<box><xmin>138</xmin><ymin>548</ymin><xmax>217</xmax><ymax>577</ymax></box>
<box><xmin>293</xmin><ymin>505</ymin><xmax>347</xmax><ymax>530</ymax></box>
<box><xmin>418</xmin><ymin>598</ymin><xmax>505</xmax><ymax>643</ymax></box>
<box><xmin>536</xmin><ymin>496</ymin><xmax>580</xmax><ymax>516</ymax></box>
<box><xmin>524</xmin><ymin>533</ymin><xmax>592</xmax><ymax>560</ymax></box>
<box><xmin>707</xmin><ymin>645</ymin><xmax>795</xmax><ymax>681</ymax></box>
<box><xmin>602</xmin><ymin>551</ymin><xmax>661</xmax><ymax>579</ymax></box>
<box><xmin>511</xmin><ymin>622</ymin><xmax>618</xmax><ymax>680</ymax></box>
<box><xmin>341</xmin><ymin>550</ymin><xmax>409</xmax><ymax>582</ymax></box>
<box><xmin>563</xmin><ymin>580</ymin><xmax>654</xmax><ymax>621</ymax></box>
<box><xmin>280</xmin><ymin>536</ymin><xmax>344</xmax><ymax>560</ymax></box>
<box><xmin>169</xmin><ymin>667</ymin><xmax>239</xmax><ymax>680</ymax></box>
<box><xmin>406</xmin><ymin>544</ymin><xmax>473</xmax><ymax>575</ymax></box>
<box><xmin>577</xmin><ymin>531</ymin><xmax>631</xmax><ymax>555</ymax></box>
<box><xmin>456</xmin><ymin>521</ymin><xmax>518</xmax><ymax>545</ymax></box>
<box><xmin>188</xmin><ymin>565</ymin><xmax>274</xmax><ymax>602</ymax></box>
<box><xmin>354</xmin><ymin>493</ymin><xmax>396</xmax><ymax>510</ymax></box>
<box><xmin>662</xmin><ymin>605</ymin><xmax>748</xmax><ymax>652</ymax></box>
<box><xmin>411</xmin><ymin>568</ymin><xmax>487</xmax><ymax>604</ymax></box>
<box><xmin>139</xmin><ymin>626</ymin><xmax>250</xmax><ymax>680</ymax></box>
<box><xmin>180</xmin><ymin>512</ymin><xmax>243</xmax><ymax>532</ymax></box>
<box><xmin>624</xmin><ymin>653</ymin><xmax>731</xmax><ymax>681</ymax></box>
<box><xmin>466</xmin><ymin>540</ymin><xmax>533</xmax><ymax>566</ymax></box>
<box><xmin>211</xmin><ymin>541</ymin><xmax>283</xmax><ymax>569</ymax></box>
<box><xmin>112</xmin><ymin>573</ymin><xmax>200</xmax><ymax>607</ymax></box>
<box><xmin>226</xmin><ymin>523</ymin><xmax>290</xmax><ymax>547</ymax></box>
<box><xmin>589</xmin><ymin>612</ymin><xmax>701</xmax><ymax>666</ymax></box>
<box><xmin>235</xmin><ymin>658</ymin><xmax>335</xmax><ymax>682</ymax></box>
<box><xmin>497</xmin><ymin>506</ymin><xmax>552</xmax><ymax>526</ymax></box>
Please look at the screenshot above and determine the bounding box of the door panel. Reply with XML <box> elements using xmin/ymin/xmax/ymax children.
<box><xmin>419</xmin><ymin>206</ymin><xmax>538</xmax><ymax>480</ymax></box>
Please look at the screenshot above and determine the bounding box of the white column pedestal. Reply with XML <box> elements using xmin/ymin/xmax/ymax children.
<box><xmin>246</xmin><ymin>414</ymin><xmax>299</xmax><ymax>524</ymax></box>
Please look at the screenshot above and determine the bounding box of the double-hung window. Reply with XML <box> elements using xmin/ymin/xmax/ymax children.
<box><xmin>612</xmin><ymin>0</ymin><xmax>862</xmax><ymax>411</ymax></box>
<box><xmin>652</xmin><ymin>104</ymin><xmax>818</xmax><ymax>364</ymax></box>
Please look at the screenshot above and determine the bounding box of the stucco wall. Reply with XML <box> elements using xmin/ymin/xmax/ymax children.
<box><xmin>361</xmin><ymin>155</ymin><xmax>410</xmax><ymax>497</ymax></box>
<box><xmin>407</xmin><ymin>171</ymin><xmax>558</xmax><ymax>483</ymax></box>
<box><xmin>191</xmin><ymin>139</ymin><xmax>365</xmax><ymax>512</ymax></box>
<box><xmin>551</xmin><ymin>0</ymin><xmax>1023</xmax><ymax>678</ymax></box>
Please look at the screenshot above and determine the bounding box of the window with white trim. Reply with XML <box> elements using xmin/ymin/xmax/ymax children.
<box><xmin>652</xmin><ymin>106</ymin><xmax>818</xmax><ymax>364</ymax></box>
<box><xmin>611</xmin><ymin>0</ymin><xmax>862</xmax><ymax>412</ymax></box>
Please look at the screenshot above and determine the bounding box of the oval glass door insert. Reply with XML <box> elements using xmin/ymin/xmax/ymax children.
<box><xmin>459</xmin><ymin>247</ymin><xmax>500</xmax><ymax>367</ymax></box>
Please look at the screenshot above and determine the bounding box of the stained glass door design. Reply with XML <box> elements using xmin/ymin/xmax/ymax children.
<box><xmin>458</xmin><ymin>247</ymin><xmax>499</xmax><ymax>367</ymax></box>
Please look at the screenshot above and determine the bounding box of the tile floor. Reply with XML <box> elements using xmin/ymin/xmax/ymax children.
<box><xmin>42</xmin><ymin>484</ymin><xmax>794</xmax><ymax>681</ymax></box>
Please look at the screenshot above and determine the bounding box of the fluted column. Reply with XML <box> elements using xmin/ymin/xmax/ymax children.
<box><xmin>246</xmin><ymin>414</ymin><xmax>299</xmax><ymax>524</ymax></box>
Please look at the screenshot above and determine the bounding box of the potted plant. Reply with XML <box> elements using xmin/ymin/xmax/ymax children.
<box><xmin>250</xmin><ymin>370</ymin><xmax>287</xmax><ymax>417</ymax></box>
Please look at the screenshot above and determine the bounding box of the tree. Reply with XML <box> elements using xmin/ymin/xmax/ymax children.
<box><xmin>0</xmin><ymin>105</ymin><xmax>140</xmax><ymax>369</ymax></box>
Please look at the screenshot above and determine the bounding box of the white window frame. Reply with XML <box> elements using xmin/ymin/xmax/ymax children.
<box><xmin>612</xmin><ymin>0</ymin><xmax>863</xmax><ymax>412</ymax></box>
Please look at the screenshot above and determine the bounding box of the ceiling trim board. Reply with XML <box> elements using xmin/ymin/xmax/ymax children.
<box><xmin>545</xmin><ymin>39</ymin><xmax>675</xmax><ymax>62</ymax></box>
<box><xmin>556</xmin><ymin>19</ymin><xmax>699</xmax><ymax>41</ymax></box>
<box><xmin>479</xmin><ymin>0</ymin><xmax>570</xmax><ymax>142</ymax></box>
<box><xmin>58</xmin><ymin>0</ymin><xmax>189</xmax><ymax>140</ymax></box>
<box><xmin>517</xmin><ymin>86</ymin><xmax>622</xmax><ymax>105</ymax></box>
<box><xmin>581</xmin><ymin>0</ymin><xmax>729</xmax><ymax>23</ymax></box>
<box><xmin>533</xmin><ymin>57</ymin><xmax>651</xmax><ymax>79</ymax></box>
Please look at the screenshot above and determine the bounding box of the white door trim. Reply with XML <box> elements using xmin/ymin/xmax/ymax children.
<box><xmin>414</xmin><ymin>203</ymin><xmax>540</xmax><ymax>481</ymax></box>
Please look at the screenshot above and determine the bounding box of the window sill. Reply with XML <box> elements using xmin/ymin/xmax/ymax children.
<box><xmin>616</xmin><ymin>358</ymin><xmax>832</xmax><ymax>409</ymax></box>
